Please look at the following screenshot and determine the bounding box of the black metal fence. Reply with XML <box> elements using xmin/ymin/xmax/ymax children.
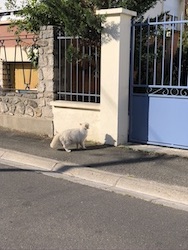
<box><xmin>57</xmin><ymin>35</ymin><xmax>101</xmax><ymax>103</ymax></box>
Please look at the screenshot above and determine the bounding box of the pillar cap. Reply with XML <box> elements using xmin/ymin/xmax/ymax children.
<box><xmin>96</xmin><ymin>8</ymin><xmax>137</xmax><ymax>17</ymax></box>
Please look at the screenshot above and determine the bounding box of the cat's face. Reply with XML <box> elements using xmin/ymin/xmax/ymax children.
<box><xmin>80</xmin><ymin>123</ymin><xmax>89</xmax><ymax>130</ymax></box>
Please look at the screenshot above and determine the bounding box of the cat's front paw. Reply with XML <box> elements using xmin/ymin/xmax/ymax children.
<box><xmin>65</xmin><ymin>149</ymin><xmax>71</xmax><ymax>153</ymax></box>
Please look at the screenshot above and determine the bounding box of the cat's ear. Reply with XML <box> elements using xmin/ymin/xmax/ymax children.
<box><xmin>85</xmin><ymin>123</ymin><xmax>89</xmax><ymax>129</ymax></box>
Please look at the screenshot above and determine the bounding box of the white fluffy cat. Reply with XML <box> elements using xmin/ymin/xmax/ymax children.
<box><xmin>50</xmin><ymin>123</ymin><xmax>89</xmax><ymax>153</ymax></box>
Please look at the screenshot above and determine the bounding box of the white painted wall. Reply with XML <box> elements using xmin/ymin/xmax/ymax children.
<box><xmin>144</xmin><ymin>1</ymin><xmax>163</xmax><ymax>18</ymax></box>
<box><xmin>51</xmin><ymin>101</ymin><xmax>101</xmax><ymax>143</ymax></box>
<box><xmin>145</xmin><ymin>0</ymin><xmax>184</xmax><ymax>18</ymax></box>
<box><xmin>0</xmin><ymin>47</ymin><xmax>29</xmax><ymax>62</ymax></box>
<box><xmin>164</xmin><ymin>0</ymin><xmax>179</xmax><ymax>16</ymax></box>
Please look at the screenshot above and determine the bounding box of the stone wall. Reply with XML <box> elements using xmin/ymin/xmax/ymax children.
<box><xmin>0</xmin><ymin>91</ymin><xmax>43</xmax><ymax>117</ymax></box>
<box><xmin>37</xmin><ymin>25</ymin><xmax>58</xmax><ymax>105</ymax></box>
<box><xmin>0</xmin><ymin>26</ymin><xmax>58</xmax><ymax>137</ymax></box>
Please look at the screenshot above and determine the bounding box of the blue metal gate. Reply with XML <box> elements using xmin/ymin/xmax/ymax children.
<box><xmin>129</xmin><ymin>15</ymin><xmax>188</xmax><ymax>149</ymax></box>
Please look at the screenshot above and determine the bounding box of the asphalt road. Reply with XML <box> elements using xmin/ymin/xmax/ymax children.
<box><xmin>0</xmin><ymin>163</ymin><xmax>188</xmax><ymax>250</ymax></box>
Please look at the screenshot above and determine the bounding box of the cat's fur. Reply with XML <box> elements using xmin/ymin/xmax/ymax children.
<box><xmin>50</xmin><ymin>123</ymin><xmax>89</xmax><ymax>153</ymax></box>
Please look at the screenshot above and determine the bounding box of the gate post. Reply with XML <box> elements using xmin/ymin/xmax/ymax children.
<box><xmin>97</xmin><ymin>8</ymin><xmax>136</xmax><ymax>145</ymax></box>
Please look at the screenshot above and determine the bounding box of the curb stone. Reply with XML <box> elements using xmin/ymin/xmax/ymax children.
<box><xmin>1</xmin><ymin>147</ymin><xmax>188</xmax><ymax>211</ymax></box>
<box><xmin>0</xmin><ymin>147</ymin><xmax>58</xmax><ymax>170</ymax></box>
<box><xmin>58</xmin><ymin>166</ymin><xmax>188</xmax><ymax>206</ymax></box>
<box><xmin>126</xmin><ymin>144</ymin><xmax>188</xmax><ymax>158</ymax></box>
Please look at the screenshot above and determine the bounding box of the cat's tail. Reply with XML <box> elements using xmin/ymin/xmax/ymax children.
<box><xmin>50</xmin><ymin>133</ymin><xmax>60</xmax><ymax>149</ymax></box>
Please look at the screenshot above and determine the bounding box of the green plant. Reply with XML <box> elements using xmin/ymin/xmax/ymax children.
<box><xmin>25</xmin><ymin>44</ymin><xmax>39</xmax><ymax>68</ymax></box>
<box><xmin>5</xmin><ymin>0</ymin><xmax>158</xmax><ymax>64</ymax></box>
<box><xmin>6</xmin><ymin>0</ymin><xmax>159</xmax><ymax>42</ymax></box>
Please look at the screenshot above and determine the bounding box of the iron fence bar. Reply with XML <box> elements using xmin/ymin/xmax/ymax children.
<box><xmin>88</xmin><ymin>46</ymin><xmax>91</xmax><ymax>102</ymax></box>
<box><xmin>20</xmin><ymin>49</ymin><xmax>27</xmax><ymax>89</ymax></box>
<box><xmin>58</xmin><ymin>31</ymin><xmax>62</xmax><ymax>100</ymax></box>
<box><xmin>57</xmin><ymin>36</ymin><xmax>79</xmax><ymax>39</ymax></box>
<box><xmin>153</xmin><ymin>16</ymin><xmax>158</xmax><ymax>86</ymax></box>
<box><xmin>70</xmin><ymin>38</ymin><xmax>73</xmax><ymax>101</ymax></box>
<box><xmin>169</xmin><ymin>15</ymin><xmax>175</xmax><ymax>86</ymax></box>
<box><xmin>28</xmin><ymin>61</ymin><xmax>32</xmax><ymax>89</ymax></box>
<box><xmin>14</xmin><ymin>43</ymin><xmax>17</xmax><ymax>86</ymax></box>
<box><xmin>149</xmin><ymin>20</ymin><xmax>188</xmax><ymax>25</ymax></box>
<box><xmin>76</xmin><ymin>38</ymin><xmax>79</xmax><ymax>101</ymax></box>
<box><xmin>57</xmin><ymin>91</ymin><xmax>100</xmax><ymax>97</ymax></box>
<box><xmin>133</xmin><ymin>84</ymin><xmax>188</xmax><ymax>89</ymax></box>
<box><xmin>178</xmin><ymin>15</ymin><xmax>183</xmax><ymax>87</ymax></box>
<box><xmin>94</xmin><ymin>46</ymin><xmax>98</xmax><ymax>103</ymax></box>
<box><xmin>161</xmin><ymin>14</ymin><xmax>166</xmax><ymax>86</ymax></box>
<box><xmin>64</xmin><ymin>37</ymin><xmax>67</xmax><ymax>100</ymax></box>
<box><xmin>28</xmin><ymin>40</ymin><xmax>37</xmax><ymax>89</ymax></box>
<box><xmin>19</xmin><ymin>46</ymin><xmax>26</xmax><ymax>88</ymax></box>
<box><xmin>138</xmin><ymin>24</ymin><xmax>142</xmax><ymax>85</ymax></box>
<box><xmin>133</xmin><ymin>20</ymin><xmax>188</xmax><ymax>27</ymax></box>
<box><xmin>130</xmin><ymin>18</ymin><xmax>136</xmax><ymax>93</ymax></box>
<box><xmin>146</xmin><ymin>18</ymin><xmax>150</xmax><ymax>86</ymax></box>
<box><xmin>82</xmin><ymin>45</ymin><xmax>85</xmax><ymax>102</ymax></box>
<box><xmin>129</xmin><ymin>17</ymin><xmax>136</xmax><ymax>130</ymax></box>
<box><xmin>0</xmin><ymin>40</ymin><xmax>11</xmax><ymax>87</ymax></box>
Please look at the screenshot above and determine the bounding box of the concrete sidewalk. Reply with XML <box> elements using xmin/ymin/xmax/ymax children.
<box><xmin>0</xmin><ymin>128</ymin><xmax>188</xmax><ymax>211</ymax></box>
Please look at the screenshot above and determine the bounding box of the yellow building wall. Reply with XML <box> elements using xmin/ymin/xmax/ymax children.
<box><xmin>13</xmin><ymin>63</ymin><xmax>38</xmax><ymax>90</ymax></box>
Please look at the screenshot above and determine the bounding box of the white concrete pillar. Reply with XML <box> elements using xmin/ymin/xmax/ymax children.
<box><xmin>97</xmin><ymin>8</ymin><xmax>136</xmax><ymax>145</ymax></box>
